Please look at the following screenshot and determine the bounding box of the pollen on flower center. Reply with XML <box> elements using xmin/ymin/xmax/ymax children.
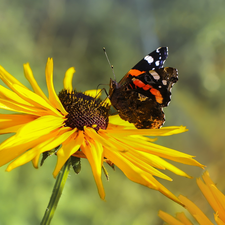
<box><xmin>58</xmin><ymin>90</ymin><xmax>110</xmax><ymax>131</ymax></box>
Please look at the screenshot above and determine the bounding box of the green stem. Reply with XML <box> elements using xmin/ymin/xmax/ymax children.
<box><xmin>40</xmin><ymin>158</ymin><xmax>71</xmax><ymax>225</ymax></box>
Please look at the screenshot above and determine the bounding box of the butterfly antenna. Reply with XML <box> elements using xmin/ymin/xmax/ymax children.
<box><xmin>103</xmin><ymin>47</ymin><xmax>116</xmax><ymax>80</ymax></box>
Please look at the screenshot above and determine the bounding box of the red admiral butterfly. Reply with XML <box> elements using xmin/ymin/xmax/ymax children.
<box><xmin>109</xmin><ymin>47</ymin><xmax>178</xmax><ymax>129</ymax></box>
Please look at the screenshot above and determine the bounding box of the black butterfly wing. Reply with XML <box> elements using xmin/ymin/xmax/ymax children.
<box><xmin>132</xmin><ymin>47</ymin><xmax>168</xmax><ymax>71</ymax></box>
<box><xmin>118</xmin><ymin>47</ymin><xmax>168</xmax><ymax>86</ymax></box>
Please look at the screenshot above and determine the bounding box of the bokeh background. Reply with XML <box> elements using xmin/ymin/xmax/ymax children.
<box><xmin>0</xmin><ymin>0</ymin><xmax>224</xmax><ymax>224</ymax></box>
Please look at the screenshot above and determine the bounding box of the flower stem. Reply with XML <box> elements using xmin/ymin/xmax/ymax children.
<box><xmin>40</xmin><ymin>158</ymin><xmax>71</xmax><ymax>225</ymax></box>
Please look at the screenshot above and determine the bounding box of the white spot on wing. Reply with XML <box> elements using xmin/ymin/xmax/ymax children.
<box><xmin>150</xmin><ymin>70</ymin><xmax>160</xmax><ymax>80</ymax></box>
<box><xmin>155</xmin><ymin>60</ymin><xmax>160</xmax><ymax>66</ymax></box>
<box><xmin>162</xmin><ymin>80</ymin><xmax>167</xmax><ymax>85</ymax></box>
<box><xmin>144</xmin><ymin>55</ymin><xmax>154</xmax><ymax>64</ymax></box>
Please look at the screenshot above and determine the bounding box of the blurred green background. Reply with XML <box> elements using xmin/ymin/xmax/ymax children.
<box><xmin>0</xmin><ymin>0</ymin><xmax>224</xmax><ymax>224</ymax></box>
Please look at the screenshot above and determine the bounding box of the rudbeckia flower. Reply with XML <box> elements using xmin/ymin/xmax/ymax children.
<box><xmin>159</xmin><ymin>171</ymin><xmax>225</xmax><ymax>224</ymax></box>
<box><xmin>0</xmin><ymin>58</ymin><xmax>203</xmax><ymax>204</ymax></box>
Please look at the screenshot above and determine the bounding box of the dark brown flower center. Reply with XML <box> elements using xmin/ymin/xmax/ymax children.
<box><xmin>58</xmin><ymin>90</ymin><xmax>110</xmax><ymax>131</ymax></box>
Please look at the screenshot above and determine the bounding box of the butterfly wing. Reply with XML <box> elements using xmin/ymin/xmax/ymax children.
<box><xmin>118</xmin><ymin>47</ymin><xmax>168</xmax><ymax>86</ymax></box>
<box><xmin>108</xmin><ymin>47</ymin><xmax>177</xmax><ymax>129</ymax></box>
<box><xmin>132</xmin><ymin>46</ymin><xmax>168</xmax><ymax>71</ymax></box>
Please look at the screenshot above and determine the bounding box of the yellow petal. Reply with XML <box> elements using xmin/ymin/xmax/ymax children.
<box><xmin>127</xmin><ymin>149</ymin><xmax>192</xmax><ymax>178</ymax></box>
<box><xmin>105</xmin><ymin>126</ymin><xmax>187</xmax><ymax>137</ymax></box>
<box><xmin>53</xmin><ymin>130</ymin><xmax>83</xmax><ymax>177</ymax></box>
<box><xmin>0</xmin><ymin>84</ymin><xmax>32</xmax><ymax>106</ymax></box>
<box><xmin>179</xmin><ymin>195</ymin><xmax>214</xmax><ymax>225</ymax></box>
<box><xmin>102</xmin><ymin>97</ymin><xmax>111</xmax><ymax>106</ymax></box>
<box><xmin>0</xmin><ymin>114</ymin><xmax>38</xmax><ymax>133</ymax></box>
<box><xmin>214</xmin><ymin>212</ymin><xmax>225</xmax><ymax>225</ymax></box>
<box><xmin>108</xmin><ymin>114</ymin><xmax>136</xmax><ymax>127</ymax></box>
<box><xmin>23</xmin><ymin>63</ymin><xmax>48</xmax><ymax>100</ymax></box>
<box><xmin>121</xmin><ymin>151</ymin><xmax>172</xmax><ymax>181</ymax></box>
<box><xmin>84</xmin><ymin>89</ymin><xmax>102</xmax><ymax>98</ymax></box>
<box><xmin>117</xmin><ymin>135</ymin><xmax>204</xmax><ymax>167</ymax></box>
<box><xmin>12</xmin><ymin>84</ymin><xmax>62</xmax><ymax>117</ymax></box>
<box><xmin>84</xmin><ymin>127</ymin><xmax>117</xmax><ymax>150</ymax></box>
<box><xmin>0</xmin><ymin>98</ymin><xmax>48</xmax><ymax>116</ymax></box>
<box><xmin>0</xmin><ymin>137</ymin><xmax>43</xmax><ymax>167</ymax></box>
<box><xmin>6</xmin><ymin>127</ymin><xmax>75</xmax><ymax>171</ymax></box>
<box><xmin>197</xmin><ymin>171</ymin><xmax>225</xmax><ymax>222</ymax></box>
<box><xmin>81</xmin><ymin>135</ymin><xmax>105</xmax><ymax>199</ymax></box>
<box><xmin>32</xmin><ymin>127</ymin><xmax>75</xmax><ymax>168</ymax></box>
<box><xmin>104</xmin><ymin>148</ymin><xmax>182</xmax><ymax>204</ymax></box>
<box><xmin>0</xmin><ymin>127</ymin><xmax>70</xmax><ymax>167</ymax></box>
<box><xmin>176</xmin><ymin>212</ymin><xmax>193</xmax><ymax>225</ymax></box>
<box><xmin>0</xmin><ymin>115</ymin><xmax>65</xmax><ymax>150</ymax></box>
<box><xmin>45</xmin><ymin>58</ymin><xmax>68</xmax><ymax>115</ymax></box>
<box><xmin>158</xmin><ymin>210</ymin><xmax>185</xmax><ymax>225</ymax></box>
<box><xmin>63</xmin><ymin>67</ymin><xmax>75</xmax><ymax>93</ymax></box>
<box><xmin>0</xmin><ymin>65</ymin><xmax>26</xmax><ymax>88</ymax></box>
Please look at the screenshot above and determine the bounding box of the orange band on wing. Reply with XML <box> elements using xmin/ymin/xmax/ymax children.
<box><xmin>129</xmin><ymin>69</ymin><xmax>145</xmax><ymax>77</ymax></box>
<box><xmin>142</xmin><ymin>84</ymin><xmax>152</xmax><ymax>90</ymax></box>
<box><xmin>133</xmin><ymin>79</ymin><xmax>163</xmax><ymax>104</ymax></box>
<box><xmin>150</xmin><ymin>88</ymin><xmax>163</xmax><ymax>104</ymax></box>
<box><xmin>133</xmin><ymin>79</ymin><xmax>145</xmax><ymax>88</ymax></box>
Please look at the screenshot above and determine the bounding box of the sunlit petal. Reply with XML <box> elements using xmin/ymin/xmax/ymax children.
<box><xmin>53</xmin><ymin>130</ymin><xmax>83</xmax><ymax>177</ymax></box>
<box><xmin>23</xmin><ymin>63</ymin><xmax>48</xmax><ymax>100</ymax></box>
<box><xmin>158</xmin><ymin>211</ymin><xmax>185</xmax><ymax>225</ymax></box>
<box><xmin>160</xmin><ymin>171</ymin><xmax>225</xmax><ymax>225</ymax></box>
<box><xmin>63</xmin><ymin>67</ymin><xmax>75</xmax><ymax>93</ymax></box>
<box><xmin>81</xmin><ymin>137</ymin><xmax>105</xmax><ymax>199</ymax></box>
<box><xmin>45</xmin><ymin>58</ymin><xmax>68</xmax><ymax>115</ymax></box>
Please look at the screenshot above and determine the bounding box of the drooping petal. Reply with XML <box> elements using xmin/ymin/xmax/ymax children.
<box><xmin>104</xmin><ymin>148</ymin><xmax>182</xmax><ymax>204</ymax></box>
<box><xmin>0</xmin><ymin>98</ymin><xmax>45</xmax><ymax>116</ymax></box>
<box><xmin>0</xmin><ymin>84</ymin><xmax>32</xmax><ymax>106</ymax></box>
<box><xmin>100</xmin><ymin>130</ymin><xmax>203</xmax><ymax>168</ymax></box>
<box><xmin>81</xmin><ymin>136</ymin><xmax>105</xmax><ymax>199</ymax></box>
<box><xmin>179</xmin><ymin>195</ymin><xmax>214</xmax><ymax>225</ymax></box>
<box><xmin>197</xmin><ymin>171</ymin><xmax>225</xmax><ymax>222</ymax></box>
<box><xmin>120</xmin><ymin>151</ymin><xmax>173</xmax><ymax>181</ymax></box>
<box><xmin>0</xmin><ymin>115</ymin><xmax>65</xmax><ymax>150</ymax></box>
<box><xmin>32</xmin><ymin>127</ymin><xmax>75</xmax><ymax>168</ymax></box>
<box><xmin>53</xmin><ymin>130</ymin><xmax>83</xmax><ymax>177</ymax></box>
<box><xmin>123</xmin><ymin>150</ymin><xmax>192</xmax><ymax>178</ymax></box>
<box><xmin>0</xmin><ymin>114</ymin><xmax>38</xmax><ymax>134</ymax></box>
<box><xmin>158</xmin><ymin>211</ymin><xmax>185</xmax><ymax>225</ymax></box>
<box><xmin>84</xmin><ymin>127</ymin><xmax>117</xmax><ymax>150</ymax></box>
<box><xmin>6</xmin><ymin>127</ymin><xmax>74</xmax><ymax>171</ymax></box>
<box><xmin>116</xmin><ymin>135</ymin><xmax>203</xmax><ymax>167</ymax></box>
<box><xmin>176</xmin><ymin>212</ymin><xmax>193</xmax><ymax>225</ymax></box>
<box><xmin>214</xmin><ymin>212</ymin><xmax>225</xmax><ymax>225</ymax></box>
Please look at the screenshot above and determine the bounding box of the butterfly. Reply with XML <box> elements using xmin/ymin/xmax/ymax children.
<box><xmin>108</xmin><ymin>47</ymin><xmax>178</xmax><ymax>129</ymax></box>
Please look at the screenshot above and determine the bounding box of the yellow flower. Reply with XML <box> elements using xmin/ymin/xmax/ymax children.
<box><xmin>0</xmin><ymin>58</ymin><xmax>203</xmax><ymax>204</ymax></box>
<box><xmin>159</xmin><ymin>171</ymin><xmax>225</xmax><ymax>224</ymax></box>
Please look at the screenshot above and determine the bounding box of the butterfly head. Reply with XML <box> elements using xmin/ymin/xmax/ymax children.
<box><xmin>109</xmin><ymin>78</ymin><xmax>118</xmax><ymax>98</ymax></box>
